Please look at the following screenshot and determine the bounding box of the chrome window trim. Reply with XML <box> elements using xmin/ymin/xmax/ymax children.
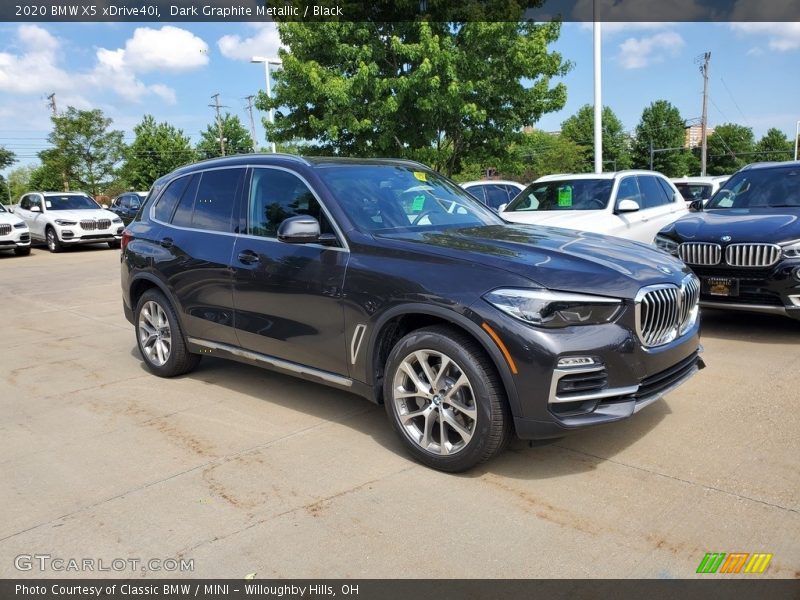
<box><xmin>149</xmin><ymin>164</ymin><xmax>350</xmax><ymax>253</ymax></box>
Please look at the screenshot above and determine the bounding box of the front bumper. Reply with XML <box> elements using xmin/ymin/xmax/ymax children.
<box><xmin>469</xmin><ymin>301</ymin><xmax>703</xmax><ymax>440</ymax></box>
<box><xmin>58</xmin><ymin>226</ymin><xmax>124</xmax><ymax>244</ymax></box>
<box><xmin>0</xmin><ymin>230</ymin><xmax>31</xmax><ymax>248</ymax></box>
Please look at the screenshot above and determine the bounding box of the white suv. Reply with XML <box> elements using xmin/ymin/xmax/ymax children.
<box><xmin>0</xmin><ymin>204</ymin><xmax>31</xmax><ymax>256</ymax></box>
<box><xmin>500</xmin><ymin>171</ymin><xmax>688</xmax><ymax>244</ymax></box>
<box><xmin>15</xmin><ymin>192</ymin><xmax>124</xmax><ymax>252</ymax></box>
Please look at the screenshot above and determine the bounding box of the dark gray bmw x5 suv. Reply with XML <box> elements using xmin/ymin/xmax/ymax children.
<box><xmin>121</xmin><ymin>155</ymin><xmax>704</xmax><ymax>471</ymax></box>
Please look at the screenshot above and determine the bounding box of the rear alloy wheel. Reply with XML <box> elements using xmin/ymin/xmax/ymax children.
<box><xmin>46</xmin><ymin>227</ymin><xmax>62</xmax><ymax>253</ymax></box>
<box><xmin>135</xmin><ymin>289</ymin><xmax>200</xmax><ymax>377</ymax></box>
<box><xmin>384</xmin><ymin>325</ymin><xmax>512</xmax><ymax>472</ymax></box>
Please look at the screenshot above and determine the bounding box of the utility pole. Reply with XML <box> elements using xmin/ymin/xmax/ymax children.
<box><xmin>210</xmin><ymin>93</ymin><xmax>226</xmax><ymax>156</ymax></box>
<box><xmin>699</xmin><ymin>52</ymin><xmax>711</xmax><ymax>176</ymax></box>
<box><xmin>47</xmin><ymin>93</ymin><xmax>57</xmax><ymax>116</ymax></box>
<box><xmin>244</xmin><ymin>95</ymin><xmax>258</xmax><ymax>153</ymax></box>
<box><xmin>47</xmin><ymin>93</ymin><xmax>70</xmax><ymax>192</ymax></box>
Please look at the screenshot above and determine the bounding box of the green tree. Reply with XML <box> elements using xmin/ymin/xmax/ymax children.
<box><xmin>707</xmin><ymin>123</ymin><xmax>755</xmax><ymax>175</ymax></box>
<box><xmin>631</xmin><ymin>100</ymin><xmax>691</xmax><ymax>176</ymax></box>
<box><xmin>122</xmin><ymin>115</ymin><xmax>196</xmax><ymax>190</ymax></box>
<box><xmin>28</xmin><ymin>158</ymin><xmax>66</xmax><ymax>191</ymax></box>
<box><xmin>517</xmin><ymin>131</ymin><xmax>586</xmax><ymax>180</ymax></box>
<box><xmin>560</xmin><ymin>105</ymin><xmax>631</xmax><ymax>171</ymax></box>
<box><xmin>196</xmin><ymin>113</ymin><xmax>254</xmax><ymax>159</ymax></box>
<box><xmin>754</xmin><ymin>127</ymin><xmax>793</xmax><ymax>162</ymax></box>
<box><xmin>257</xmin><ymin>21</ymin><xmax>569</xmax><ymax>176</ymax></box>
<box><xmin>7</xmin><ymin>165</ymin><xmax>35</xmax><ymax>202</ymax></box>
<box><xmin>39</xmin><ymin>107</ymin><xmax>125</xmax><ymax>195</ymax></box>
<box><xmin>0</xmin><ymin>146</ymin><xmax>16</xmax><ymax>204</ymax></box>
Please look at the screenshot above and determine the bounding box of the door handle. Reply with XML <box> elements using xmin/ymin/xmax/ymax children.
<box><xmin>160</xmin><ymin>237</ymin><xmax>173</xmax><ymax>249</ymax></box>
<box><xmin>238</xmin><ymin>250</ymin><xmax>260</xmax><ymax>265</ymax></box>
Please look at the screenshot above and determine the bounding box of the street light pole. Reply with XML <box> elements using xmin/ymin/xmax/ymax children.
<box><xmin>593</xmin><ymin>17</ymin><xmax>603</xmax><ymax>174</ymax></box>
<box><xmin>251</xmin><ymin>56</ymin><xmax>282</xmax><ymax>153</ymax></box>
<box><xmin>795</xmin><ymin>120</ymin><xmax>799</xmax><ymax>161</ymax></box>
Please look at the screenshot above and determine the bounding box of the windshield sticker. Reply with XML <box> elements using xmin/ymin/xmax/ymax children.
<box><xmin>717</xmin><ymin>197</ymin><xmax>734</xmax><ymax>208</ymax></box>
<box><xmin>412</xmin><ymin>195</ymin><xmax>426</xmax><ymax>212</ymax></box>
<box><xmin>413</xmin><ymin>172</ymin><xmax>427</xmax><ymax>182</ymax></box>
<box><xmin>45</xmin><ymin>201</ymin><xmax>52</xmax><ymax>208</ymax></box>
<box><xmin>557</xmin><ymin>187</ymin><xmax>573</xmax><ymax>207</ymax></box>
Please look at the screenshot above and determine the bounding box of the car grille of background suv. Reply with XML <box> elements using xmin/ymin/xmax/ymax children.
<box><xmin>636</xmin><ymin>275</ymin><xmax>700</xmax><ymax>348</ymax></box>
<box><xmin>80</xmin><ymin>220</ymin><xmax>97</xmax><ymax>230</ymax></box>
<box><xmin>724</xmin><ymin>243</ymin><xmax>781</xmax><ymax>268</ymax></box>
<box><xmin>0</xmin><ymin>224</ymin><xmax>11</xmax><ymax>236</ymax></box>
<box><xmin>678</xmin><ymin>242</ymin><xmax>722</xmax><ymax>266</ymax></box>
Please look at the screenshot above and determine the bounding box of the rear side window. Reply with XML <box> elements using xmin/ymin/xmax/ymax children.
<box><xmin>656</xmin><ymin>177</ymin><xmax>679</xmax><ymax>202</ymax></box>
<box><xmin>154</xmin><ymin>176</ymin><xmax>190</xmax><ymax>223</ymax></box>
<box><xmin>464</xmin><ymin>186</ymin><xmax>486</xmax><ymax>204</ymax></box>
<box><xmin>484</xmin><ymin>185</ymin><xmax>512</xmax><ymax>210</ymax></box>
<box><xmin>191</xmin><ymin>168</ymin><xmax>244</xmax><ymax>232</ymax></box>
<box><xmin>637</xmin><ymin>175</ymin><xmax>671</xmax><ymax>209</ymax></box>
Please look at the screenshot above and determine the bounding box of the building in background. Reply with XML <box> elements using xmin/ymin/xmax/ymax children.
<box><xmin>685</xmin><ymin>124</ymin><xmax>715</xmax><ymax>149</ymax></box>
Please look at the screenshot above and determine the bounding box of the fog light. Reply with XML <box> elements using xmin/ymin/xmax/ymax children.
<box><xmin>557</xmin><ymin>356</ymin><xmax>597</xmax><ymax>368</ymax></box>
<box><xmin>62</xmin><ymin>230</ymin><xmax>74</xmax><ymax>239</ymax></box>
<box><xmin>789</xmin><ymin>295</ymin><xmax>800</xmax><ymax>307</ymax></box>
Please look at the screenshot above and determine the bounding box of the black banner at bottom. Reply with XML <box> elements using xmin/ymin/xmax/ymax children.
<box><xmin>3</xmin><ymin>579</ymin><xmax>800</xmax><ymax>600</ymax></box>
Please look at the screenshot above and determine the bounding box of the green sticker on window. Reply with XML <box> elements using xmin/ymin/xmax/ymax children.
<box><xmin>557</xmin><ymin>186</ymin><xmax>573</xmax><ymax>207</ymax></box>
<box><xmin>412</xmin><ymin>195</ymin><xmax>426</xmax><ymax>212</ymax></box>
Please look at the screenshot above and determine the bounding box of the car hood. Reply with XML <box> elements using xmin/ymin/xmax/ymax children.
<box><xmin>664</xmin><ymin>208</ymin><xmax>800</xmax><ymax>244</ymax></box>
<box><xmin>47</xmin><ymin>209</ymin><xmax>119</xmax><ymax>222</ymax></box>
<box><xmin>501</xmin><ymin>210</ymin><xmax>607</xmax><ymax>232</ymax></box>
<box><xmin>375</xmin><ymin>224</ymin><xmax>690</xmax><ymax>299</ymax></box>
<box><xmin>0</xmin><ymin>212</ymin><xmax>26</xmax><ymax>227</ymax></box>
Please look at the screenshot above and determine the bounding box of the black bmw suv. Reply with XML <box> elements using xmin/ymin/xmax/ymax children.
<box><xmin>656</xmin><ymin>161</ymin><xmax>800</xmax><ymax>320</ymax></box>
<box><xmin>121</xmin><ymin>155</ymin><xmax>703</xmax><ymax>471</ymax></box>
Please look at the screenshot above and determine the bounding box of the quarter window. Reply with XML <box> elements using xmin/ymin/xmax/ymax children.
<box><xmin>248</xmin><ymin>168</ymin><xmax>336</xmax><ymax>241</ymax></box>
<box><xmin>638</xmin><ymin>175</ymin><xmax>671</xmax><ymax>209</ymax></box>
<box><xmin>154</xmin><ymin>176</ymin><xmax>191</xmax><ymax>223</ymax></box>
<box><xmin>170</xmin><ymin>174</ymin><xmax>200</xmax><ymax>228</ymax></box>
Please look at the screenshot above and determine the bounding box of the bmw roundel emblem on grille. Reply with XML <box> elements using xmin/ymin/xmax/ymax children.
<box><xmin>721</xmin><ymin>235</ymin><xmax>732</xmax><ymax>242</ymax></box>
<box><xmin>657</xmin><ymin>266</ymin><xmax>672</xmax><ymax>275</ymax></box>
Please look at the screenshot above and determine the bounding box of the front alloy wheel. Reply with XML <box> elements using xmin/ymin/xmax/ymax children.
<box><xmin>384</xmin><ymin>325</ymin><xmax>512</xmax><ymax>472</ymax></box>
<box><xmin>392</xmin><ymin>349</ymin><xmax>477</xmax><ymax>456</ymax></box>
<box><xmin>46</xmin><ymin>228</ymin><xmax>62</xmax><ymax>253</ymax></box>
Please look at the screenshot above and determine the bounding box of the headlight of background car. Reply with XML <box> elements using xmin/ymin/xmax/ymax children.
<box><xmin>54</xmin><ymin>219</ymin><xmax>77</xmax><ymax>226</ymax></box>
<box><xmin>112</xmin><ymin>217</ymin><xmax>123</xmax><ymax>224</ymax></box>
<box><xmin>484</xmin><ymin>288</ymin><xmax>623</xmax><ymax>328</ymax></box>
<box><xmin>782</xmin><ymin>240</ymin><xmax>800</xmax><ymax>259</ymax></box>
<box><xmin>655</xmin><ymin>235</ymin><xmax>679</xmax><ymax>255</ymax></box>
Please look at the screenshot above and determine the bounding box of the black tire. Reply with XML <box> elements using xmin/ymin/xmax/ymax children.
<box><xmin>134</xmin><ymin>289</ymin><xmax>200</xmax><ymax>377</ymax></box>
<box><xmin>45</xmin><ymin>227</ymin><xmax>62</xmax><ymax>253</ymax></box>
<box><xmin>383</xmin><ymin>325</ymin><xmax>512</xmax><ymax>472</ymax></box>
<box><xmin>108</xmin><ymin>240</ymin><xmax>121</xmax><ymax>249</ymax></box>
<box><xmin>14</xmin><ymin>246</ymin><xmax>31</xmax><ymax>256</ymax></box>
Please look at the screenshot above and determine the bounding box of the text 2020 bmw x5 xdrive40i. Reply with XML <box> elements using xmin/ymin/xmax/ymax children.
<box><xmin>121</xmin><ymin>156</ymin><xmax>704</xmax><ymax>472</ymax></box>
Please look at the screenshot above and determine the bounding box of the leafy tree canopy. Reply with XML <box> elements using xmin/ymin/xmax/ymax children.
<box><xmin>197</xmin><ymin>113</ymin><xmax>254</xmax><ymax>159</ymax></box>
<box><xmin>560</xmin><ymin>104</ymin><xmax>631</xmax><ymax>171</ymax></box>
<box><xmin>631</xmin><ymin>100</ymin><xmax>692</xmax><ymax>177</ymax></box>
<box><xmin>707</xmin><ymin>123</ymin><xmax>755</xmax><ymax>175</ymax></box>
<box><xmin>122</xmin><ymin>115</ymin><xmax>196</xmax><ymax>190</ymax></box>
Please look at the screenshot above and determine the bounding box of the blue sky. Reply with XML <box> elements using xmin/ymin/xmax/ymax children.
<box><xmin>0</xmin><ymin>21</ymin><xmax>798</xmax><ymax>175</ymax></box>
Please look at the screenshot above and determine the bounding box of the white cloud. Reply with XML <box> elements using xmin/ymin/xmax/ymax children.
<box><xmin>0</xmin><ymin>25</ymin><xmax>206</xmax><ymax>108</ymax></box>
<box><xmin>580</xmin><ymin>22</ymin><xmax>675</xmax><ymax>36</ymax></box>
<box><xmin>217</xmin><ymin>23</ymin><xmax>283</xmax><ymax>61</ymax></box>
<box><xmin>118</xmin><ymin>26</ymin><xmax>209</xmax><ymax>72</ymax></box>
<box><xmin>729</xmin><ymin>22</ymin><xmax>800</xmax><ymax>52</ymax></box>
<box><xmin>617</xmin><ymin>31</ymin><xmax>685</xmax><ymax>69</ymax></box>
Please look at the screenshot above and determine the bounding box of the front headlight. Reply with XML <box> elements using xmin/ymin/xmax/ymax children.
<box><xmin>655</xmin><ymin>234</ymin><xmax>679</xmax><ymax>255</ymax></box>
<box><xmin>483</xmin><ymin>288</ymin><xmax>623</xmax><ymax>328</ymax></box>
<box><xmin>54</xmin><ymin>219</ymin><xmax>77</xmax><ymax>226</ymax></box>
<box><xmin>112</xmin><ymin>217</ymin><xmax>123</xmax><ymax>224</ymax></box>
<box><xmin>782</xmin><ymin>240</ymin><xmax>800</xmax><ymax>259</ymax></box>
<box><xmin>13</xmin><ymin>221</ymin><xmax>26</xmax><ymax>229</ymax></box>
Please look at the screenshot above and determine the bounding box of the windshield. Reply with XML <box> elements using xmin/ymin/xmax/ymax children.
<box><xmin>315</xmin><ymin>165</ymin><xmax>503</xmax><ymax>232</ymax></box>
<box><xmin>675</xmin><ymin>183</ymin><xmax>712</xmax><ymax>201</ymax></box>
<box><xmin>45</xmin><ymin>195</ymin><xmax>101</xmax><ymax>211</ymax></box>
<box><xmin>707</xmin><ymin>167</ymin><xmax>800</xmax><ymax>209</ymax></box>
<box><xmin>505</xmin><ymin>179</ymin><xmax>614</xmax><ymax>213</ymax></box>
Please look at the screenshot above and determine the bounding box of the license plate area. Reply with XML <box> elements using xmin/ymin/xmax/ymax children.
<box><xmin>703</xmin><ymin>277</ymin><xmax>739</xmax><ymax>297</ymax></box>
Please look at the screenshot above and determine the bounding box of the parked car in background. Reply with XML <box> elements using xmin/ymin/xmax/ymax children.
<box><xmin>501</xmin><ymin>171</ymin><xmax>688</xmax><ymax>244</ymax></box>
<box><xmin>461</xmin><ymin>180</ymin><xmax>526</xmax><ymax>211</ymax></box>
<box><xmin>14</xmin><ymin>192</ymin><xmax>124</xmax><ymax>252</ymax></box>
<box><xmin>122</xmin><ymin>155</ymin><xmax>703</xmax><ymax>472</ymax></box>
<box><xmin>657</xmin><ymin>162</ymin><xmax>800</xmax><ymax>320</ymax></box>
<box><xmin>110</xmin><ymin>191</ymin><xmax>148</xmax><ymax>225</ymax></box>
<box><xmin>0</xmin><ymin>203</ymin><xmax>31</xmax><ymax>256</ymax></box>
<box><xmin>672</xmin><ymin>176</ymin><xmax>730</xmax><ymax>207</ymax></box>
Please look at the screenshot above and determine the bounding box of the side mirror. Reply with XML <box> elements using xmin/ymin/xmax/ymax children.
<box><xmin>277</xmin><ymin>215</ymin><xmax>321</xmax><ymax>244</ymax></box>
<box><xmin>497</xmin><ymin>203</ymin><xmax>508</xmax><ymax>213</ymax></box>
<box><xmin>689</xmin><ymin>199</ymin><xmax>704</xmax><ymax>212</ymax></box>
<box><xmin>616</xmin><ymin>199</ymin><xmax>640</xmax><ymax>213</ymax></box>
<box><xmin>30</xmin><ymin>205</ymin><xmax>41</xmax><ymax>213</ymax></box>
